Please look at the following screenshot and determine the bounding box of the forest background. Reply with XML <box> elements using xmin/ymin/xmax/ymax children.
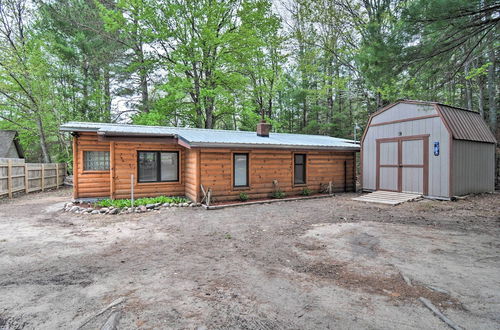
<box><xmin>0</xmin><ymin>0</ymin><xmax>497</xmax><ymax>163</ymax></box>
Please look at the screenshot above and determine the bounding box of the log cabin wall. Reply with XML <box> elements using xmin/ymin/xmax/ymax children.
<box><xmin>74</xmin><ymin>133</ymin><xmax>186</xmax><ymax>199</ymax></box>
<box><xmin>74</xmin><ymin>133</ymin><xmax>112</xmax><ymax>198</ymax></box>
<box><xmin>73</xmin><ymin>133</ymin><xmax>356</xmax><ymax>202</ymax></box>
<box><xmin>198</xmin><ymin>148</ymin><xmax>356</xmax><ymax>202</ymax></box>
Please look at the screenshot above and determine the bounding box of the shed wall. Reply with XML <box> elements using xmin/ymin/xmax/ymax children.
<box><xmin>452</xmin><ymin>141</ymin><xmax>495</xmax><ymax>195</ymax></box>
<box><xmin>5</xmin><ymin>143</ymin><xmax>20</xmax><ymax>158</ymax></box>
<box><xmin>371</xmin><ymin>102</ymin><xmax>438</xmax><ymax>124</ymax></box>
<box><xmin>199</xmin><ymin>149</ymin><xmax>356</xmax><ymax>201</ymax></box>
<box><xmin>362</xmin><ymin>103</ymin><xmax>451</xmax><ymax>198</ymax></box>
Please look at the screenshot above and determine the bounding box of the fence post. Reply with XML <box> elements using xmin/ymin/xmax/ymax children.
<box><xmin>41</xmin><ymin>164</ymin><xmax>45</xmax><ymax>192</ymax></box>
<box><xmin>24</xmin><ymin>163</ymin><xmax>29</xmax><ymax>193</ymax></box>
<box><xmin>7</xmin><ymin>159</ymin><xmax>12</xmax><ymax>198</ymax></box>
<box><xmin>56</xmin><ymin>163</ymin><xmax>60</xmax><ymax>188</ymax></box>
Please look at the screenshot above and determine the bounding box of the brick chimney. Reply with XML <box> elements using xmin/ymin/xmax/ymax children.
<box><xmin>257</xmin><ymin>120</ymin><xmax>271</xmax><ymax>137</ymax></box>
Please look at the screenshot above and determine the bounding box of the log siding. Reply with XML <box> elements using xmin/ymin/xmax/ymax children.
<box><xmin>73</xmin><ymin>133</ymin><xmax>356</xmax><ymax>202</ymax></box>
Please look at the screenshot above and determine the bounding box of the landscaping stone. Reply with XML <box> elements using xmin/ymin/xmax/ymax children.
<box><xmin>145</xmin><ymin>204</ymin><xmax>155</xmax><ymax>209</ymax></box>
<box><xmin>100</xmin><ymin>208</ymin><xmax>109</xmax><ymax>214</ymax></box>
<box><xmin>109</xmin><ymin>208</ymin><xmax>119</xmax><ymax>215</ymax></box>
<box><xmin>69</xmin><ymin>206</ymin><xmax>80</xmax><ymax>213</ymax></box>
<box><xmin>163</xmin><ymin>203</ymin><xmax>170</xmax><ymax>207</ymax></box>
<box><xmin>138</xmin><ymin>205</ymin><xmax>147</xmax><ymax>213</ymax></box>
<box><xmin>91</xmin><ymin>210</ymin><xmax>99</xmax><ymax>214</ymax></box>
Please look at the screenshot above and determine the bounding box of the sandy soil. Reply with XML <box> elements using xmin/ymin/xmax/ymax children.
<box><xmin>0</xmin><ymin>188</ymin><xmax>499</xmax><ymax>329</ymax></box>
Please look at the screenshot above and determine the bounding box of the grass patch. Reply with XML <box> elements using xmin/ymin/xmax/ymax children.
<box><xmin>95</xmin><ymin>196</ymin><xmax>189</xmax><ymax>209</ymax></box>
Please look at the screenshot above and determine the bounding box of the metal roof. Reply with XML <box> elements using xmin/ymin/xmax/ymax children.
<box><xmin>60</xmin><ymin>122</ymin><xmax>360</xmax><ymax>150</ymax></box>
<box><xmin>437</xmin><ymin>104</ymin><xmax>497</xmax><ymax>144</ymax></box>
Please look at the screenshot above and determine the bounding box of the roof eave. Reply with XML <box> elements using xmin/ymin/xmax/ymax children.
<box><xmin>188</xmin><ymin>142</ymin><xmax>360</xmax><ymax>151</ymax></box>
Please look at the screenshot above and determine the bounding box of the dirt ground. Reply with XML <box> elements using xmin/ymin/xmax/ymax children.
<box><xmin>0</xmin><ymin>188</ymin><xmax>499</xmax><ymax>330</ymax></box>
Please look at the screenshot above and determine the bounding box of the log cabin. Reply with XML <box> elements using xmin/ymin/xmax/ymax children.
<box><xmin>60</xmin><ymin>122</ymin><xmax>360</xmax><ymax>202</ymax></box>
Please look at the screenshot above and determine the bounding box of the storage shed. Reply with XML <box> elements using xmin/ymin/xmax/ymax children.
<box><xmin>361</xmin><ymin>100</ymin><xmax>497</xmax><ymax>199</ymax></box>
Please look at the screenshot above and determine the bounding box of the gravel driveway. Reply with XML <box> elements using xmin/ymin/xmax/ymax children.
<box><xmin>0</xmin><ymin>188</ymin><xmax>499</xmax><ymax>329</ymax></box>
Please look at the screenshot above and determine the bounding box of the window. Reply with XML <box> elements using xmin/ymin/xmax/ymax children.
<box><xmin>138</xmin><ymin>151</ymin><xmax>179</xmax><ymax>182</ymax></box>
<box><xmin>233</xmin><ymin>153</ymin><xmax>248</xmax><ymax>187</ymax></box>
<box><xmin>83</xmin><ymin>151</ymin><xmax>109</xmax><ymax>171</ymax></box>
<box><xmin>294</xmin><ymin>154</ymin><xmax>306</xmax><ymax>184</ymax></box>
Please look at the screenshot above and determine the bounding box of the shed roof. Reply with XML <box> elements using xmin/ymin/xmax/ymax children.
<box><xmin>60</xmin><ymin>122</ymin><xmax>360</xmax><ymax>150</ymax></box>
<box><xmin>437</xmin><ymin>104</ymin><xmax>497</xmax><ymax>144</ymax></box>
<box><xmin>0</xmin><ymin>130</ymin><xmax>24</xmax><ymax>158</ymax></box>
<box><xmin>369</xmin><ymin>100</ymin><xmax>496</xmax><ymax>144</ymax></box>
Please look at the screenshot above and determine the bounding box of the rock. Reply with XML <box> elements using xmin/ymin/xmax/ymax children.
<box><xmin>189</xmin><ymin>203</ymin><xmax>194</xmax><ymax>207</ymax></box>
<box><xmin>109</xmin><ymin>208</ymin><xmax>119</xmax><ymax>215</ymax></box>
<box><xmin>91</xmin><ymin>210</ymin><xmax>99</xmax><ymax>214</ymax></box>
<box><xmin>145</xmin><ymin>204</ymin><xmax>155</xmax><ymax>209</ymax></box>
<box><xmin>100</xmin><ymin>208</ymin><xmax>109</xmax><ymax>214</ymax></box>
<box><xmin>195</xmin><ymin>203</ymin><xmax>201</xmax><ymax>207</ymax></box>
<box><xmin>162</xmin><ymin>203</ymin><xmax>170</xmax><ymax>207</ymax></box>
<box><xmin>154</xmin><ymin>202</ymin><xmax>161</xmax><ymax>207</ymax></box>
<box><xmin>69</xmin><ymin>206</ymin><xmax>80</xmax><ymax>213</ymax></box>
<box><xmin>182</xmin><ymin>203</ymin><xmax>189</xmax><ymax>207</ymax></box>
<box><xmin>137</xmin><ymin>205</ymin><xmax>147</xmax><ymax>213</ymax></box>
<box><xmin>83</xmin><ymin>208</ymin><xmax>92</xmax><ymax>213</ymax></box>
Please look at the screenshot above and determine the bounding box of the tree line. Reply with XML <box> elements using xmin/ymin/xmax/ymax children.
<box><xmin>0</xmin><ymin>0</ymin><xmax>498</xmax><ymax>162</ymax></box>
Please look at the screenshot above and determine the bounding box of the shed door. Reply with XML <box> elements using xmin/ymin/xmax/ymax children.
<box><xmin>376</xmin><ymin>136</ymin><xmax>429</xmax><ymax>195</ymax></box>
<box><xmin>401</xmin><ymin>139</ymin><xmax>424</xmax><ymax>194</ymax></box>
<box><xmin>378</xmin><ymin>141</ymin><xmax>399</xmax><ymax>191</ymax></box>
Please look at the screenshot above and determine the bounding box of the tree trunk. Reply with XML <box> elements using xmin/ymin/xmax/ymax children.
<box><xmin>487</xmin><ymin>45</ymin><xmax>497</xmax><ymax>134</ymax></box>
<box><xmin>36</xmin><ymin>115</ymin><xmax>51</xmax><ymax>163</ymax></box>
<box><xmin>478</xmin><ymin>76</ymin><xmax>485</xmax><ymax>118</ymax></box>
<box><xmin>464</xmin><ymin>59</ymin><xmax>473</xmax><ymax>110</ymax></box>
<box><xmin>103</xmin><ymin>67</ymin><xmax>111</xmax><ymax>121</ymax></box>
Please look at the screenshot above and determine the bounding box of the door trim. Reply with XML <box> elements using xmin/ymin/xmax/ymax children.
<box><xmin>376</xmin><ymin>134</ymin><xmax>429</xmax><ymax>195</ymax></box>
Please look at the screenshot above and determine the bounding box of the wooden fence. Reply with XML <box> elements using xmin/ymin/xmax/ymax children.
<box><xmin>0</xmin><ymin>158</ymin><xmax>67</xmax><ymax>198</ymax></box>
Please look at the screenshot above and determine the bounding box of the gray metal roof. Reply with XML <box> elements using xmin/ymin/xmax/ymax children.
<box><xmin>60</xmin><ymin>122</ymin><xmax>360</xmax><ymax>150</ymax></box>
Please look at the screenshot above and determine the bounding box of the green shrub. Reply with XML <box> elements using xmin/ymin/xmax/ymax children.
<box><xmin>271</xmin><ymin>190</ymin><xmax>286</xmax><ymax>199</ymax></box>
<box><xmin>239</xmin><ymin>192</ymin><xmax>249</xmax><ymax>201</ymax></box>
<box><xmin>94</xmin><ymin>195</ymin><xmax>189</xmax><ymax>209</ymax></box>
<box><xmin>300</xmin><ymin>188</ymin><xmax>311</xmax><ymax>196</ymax></box>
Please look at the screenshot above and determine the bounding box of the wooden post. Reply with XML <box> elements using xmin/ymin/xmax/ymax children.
<box><xmin>72</xmin><ymin>136</ymin><xmax>78</xmax><ymax>199</ymax></box>
<box><xmin>41</xmin><ymin>164</ymin><xmax>45</xmax><ymax>192</ymax></box>
<box><xmin>24</xmin><ymin>163</ymin><xmax>29</xmax><ymax>193</ymax></box>
<box><xmin>56</xmin><ymin>163</ymin><xmax>60</xmax><ymax>188</ymax></box>
<box><xmin>110</xmin><ymin>142</ymin><xmax>115</xmax><ymax>200</ymax></box>
<box><xmin>7</xmin><ymin>159</ymin><xmax>12</xmax><ymax>198</ymax></box>
<box><xmin>130</xmin><ymin>174</ymin><xmax>134</xmax><ymax>207</ymax></box>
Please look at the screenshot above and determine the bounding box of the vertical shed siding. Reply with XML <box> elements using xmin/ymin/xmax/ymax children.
<box><xmin>452</xmin><ymin>141</ymin><xmax>495</xmax><ymax>195</ymax></box>
<box><xmin>371</xmin><ymin>103</ymin><xmax>438</xmax><ymax>124</ymax></box>
<box><xmin>200</xmin><ymin>149</ymin><xmax>355</xmax><ymax>201</ymax></box>
<box><xmin>362</xmin><ymin>103</ymin><xmax>450</xmax><ymax>198</ymax></box>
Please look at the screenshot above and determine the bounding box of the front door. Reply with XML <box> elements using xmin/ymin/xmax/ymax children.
<box><xmin>376</xmin><ymin>135</ymin><xmax>428</xmax><ymax>195</ymax></box>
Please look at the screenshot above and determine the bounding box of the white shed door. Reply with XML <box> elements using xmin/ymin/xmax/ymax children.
<box><xmin>376</xmin><ymin>136</ymin><xmax>429</xmax><ymax>195</ymax></box>
<box><xmin>378</xmin><ymin>141</ymin><xmax>399</xmax><ymax>191</ymax></box>
<box><xmin>401</xmin><ymin>139</ymin><xmax>424</xmax><ymax>194</ymax></box>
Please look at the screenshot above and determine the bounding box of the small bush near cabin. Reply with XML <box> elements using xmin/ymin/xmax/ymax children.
<box><xmin>239</xmin><ymin>192</ymin><xmax>249</xmax><ymax>201</ymax></box>
<box><xmin>95</xmin><ymin>196</ymin><xmax>189</xmax><ymax>209</ymax></box>
<box><xmin>300</xmin><ymin>188</ymin><xmax>311</xmax><ymax>196</ymax></box>
<box><xmin>271</xmin><ymin>190</ymin><xmax>286</xmax><ymax>199</ymax></box>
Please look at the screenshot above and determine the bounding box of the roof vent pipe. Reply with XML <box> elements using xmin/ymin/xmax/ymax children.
<box><xmin>257</xmin><ymin>120</ymin><xmax>271</xmax><ymax>137</ymax></box>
